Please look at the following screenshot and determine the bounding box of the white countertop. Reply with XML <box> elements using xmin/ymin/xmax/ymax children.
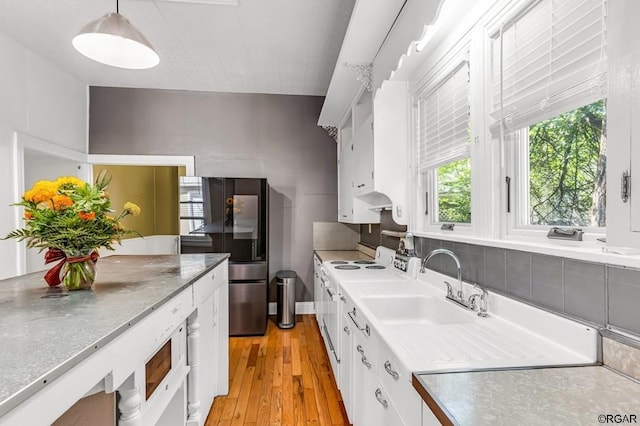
<box><xmin>338</xmin><ymin>268</ymin><xmax>598</xmax><ymax>380</ymax></box>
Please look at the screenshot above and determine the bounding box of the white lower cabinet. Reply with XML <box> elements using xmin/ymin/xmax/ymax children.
<box><xmin>339</xmin><ymin>311</ymin><xmax>354</xmax><ymax>420</ymax></box>
<box><xmin>422</xmin><ymin>401</ymin><xmax>442</xmax><ymax>426</ymax></box>
<box><xmin>379</xmin><ymin>342</ymin><xmax>421</xmax><ymax>426</ymax></box>
<box><xmin>313</xmin><ymin>255</ymin><xmax>323</xmax><ymax>323</ymax></box>
<box><xmin>329</xmin><ymin>287</ymin><xmax>422</xmax><ymax>425</ymax></box>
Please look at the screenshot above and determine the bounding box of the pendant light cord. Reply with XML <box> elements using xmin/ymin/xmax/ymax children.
<box><xmin>116</xmin><ymin>0</ymin><xmax>119</xmax><ymax>14</ymax></box>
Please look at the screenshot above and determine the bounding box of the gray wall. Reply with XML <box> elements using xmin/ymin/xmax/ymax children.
<box><xmin>89</xmin><ymin>87</ymin><xmax>338</xmax><ymax>302</ymax></box>
<box><xmin>415</xmin><ymin>237</ymin><xmax>640</xmax><ymax>337</ymax></box>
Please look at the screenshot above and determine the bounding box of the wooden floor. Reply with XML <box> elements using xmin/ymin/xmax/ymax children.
<box><xmin>205</xmin><ymin>315</ymin><xmax>350</xmax><ymax>426</ymax></box>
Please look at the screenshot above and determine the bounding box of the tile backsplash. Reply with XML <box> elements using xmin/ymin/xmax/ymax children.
<box><xmin>415</xmin><ymin>237</ymin><xmax>640</xmax><ymax>336</ymax></box>
<box><xmin>313</xmin><ymin>222</ymin><xmax>360</xmax><ymax>250</ymax></box>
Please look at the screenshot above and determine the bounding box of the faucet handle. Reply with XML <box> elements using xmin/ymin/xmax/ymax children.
<box><xmin>470</xmin><ymin>283</ymin><xmax>489</xmax><ymax>317</ymax></box>
<box><xmin>443</xmin><ymin>281</ymin><xmax>455</xmax><ymax>298</ymax></box>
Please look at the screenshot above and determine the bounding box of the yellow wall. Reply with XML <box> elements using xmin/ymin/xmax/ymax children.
<box><xmin>92</xmin><ymin>165</ymin><xmax>184</xmax><ymax>237</ymax></box>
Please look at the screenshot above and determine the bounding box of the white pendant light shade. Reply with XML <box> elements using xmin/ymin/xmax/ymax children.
<box><xmin>72</xmin><ymin>13</ymin><xmax>159</xmax><ymax>70</ymax></box>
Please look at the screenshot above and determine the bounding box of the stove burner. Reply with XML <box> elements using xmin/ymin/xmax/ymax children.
<box><xmin>335</xmin><ymin>265</ymin><xmax>361</xmax><ymax>270</ymax></box>
<box><xmin>365</xmin><ymin>265</ymin><xmax>386</xmax><ymax>269</ymax></box>
<box><xmin>353</xmin><ymin>260</ymin><xmax>376</xmax><ymax>265</ymax></box>
<box><xmin>330</xmin><ymin>260</ymin><xmax>349</xmax><ymax>265</ymax></box>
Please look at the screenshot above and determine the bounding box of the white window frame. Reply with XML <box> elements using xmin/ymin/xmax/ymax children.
<box><xmin>411</xmin><ymin>42</ymin><xmax>474</xmax><ymax>235</ymax></box>
<box><xmin>486</xmin><ymin>0</ymin><xmax>608</xmax><ymax>242</ymax></box>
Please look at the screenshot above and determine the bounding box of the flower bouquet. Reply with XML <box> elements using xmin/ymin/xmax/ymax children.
<box><xmin>3</xmin><ymin>170</ymin><xmax>141</xmax><ymax>290</ymax></box>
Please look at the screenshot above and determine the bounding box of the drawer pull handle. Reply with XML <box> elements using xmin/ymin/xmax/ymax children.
<box><xmin>361</xmin><ymin>355</ymin><xmax>371</xmax><ymax>369</ymax></box>
<box><xmin>384</xmin><ymin>361</ymin><xmax>399</xmax><ymax>380</ymax></box>
<box><xmin>211</xmin><ymin>273</ymin><xmax>216</xmax><ymax>280</ymax></box>
<box><xmin>356</xmin><ymin>344</ymin><xmax>365</xmax><ymax>355</ymax></box>
<box><xmin>375</xmin><ymin>388</ymin><xmax>388</xmax><ymax>408</ymax></box>
<box><xmin>171</xmin><ymin>303</ymin><xmax>183</xmax><ymax>314</ymax></box>
<box><xmin>343</xmin><ymin>326</ymin><xmax>351</xmax><ymax>335</ymax></box>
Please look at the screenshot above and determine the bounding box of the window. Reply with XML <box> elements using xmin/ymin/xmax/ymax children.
<box><xmin>491</xmin><ymin>0</ymin><xmax>607</xmax><ymax>232</ymax></box>
<box><xmin>517</xmin><ymin>100</ymin><xmax>606</xmax><ymax>228</ymax></box>
<box><xmin>436</xmin><ymin>157</ymin><xmax>471</xmax><ymax>223</ymax></box>
<box><xmin>417</xmin><ymin>59</ymin><xmax>471</xmax><ymax>227</ymax></box>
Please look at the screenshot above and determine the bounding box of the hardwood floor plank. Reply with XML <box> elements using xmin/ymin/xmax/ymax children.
<box><xmin>228</xmin><ymin>340</ymin><xmax>252</xmax><ymax>398</ymax></box>
<box><xmin>299</xmin><ymin>343</ymin><xmax>313</xmax><ymax>389</ymax></box>
<box><xmin>269</xmin><ymin>386</ymin><xmax>283</xmax><ymax>426</ymax></box>
<box><xmin>220</xmin><ymin>397</ymin><xmax>238</xmax><ymax>422</ymax></box>
<box><xmin>321</xmin><ymin>371</ymin><xmax>346</xmax><ymax>425</ymax></box>
<box><xmin>292</xmin><ymin>374</ymin><xmax>306</xmax><ymax>426</ymax></box>
<box><xmin>205</xmin><ymin>395</ymin><xmax>225</xmax><ymax>425</ymax></box>
<box><xmin>230</xmin><ymin>366</ymin><xmax>255</xmax><ymax>425</ymax></box>
<box><xmin>205</xmin><ymin>315</ymin><xmax>349</xmax><ymax>426</ymax></box>
<box><xmin>302</xmin><ymin>383</ymin><xmax>319</xmax><ymax>424</ymax></box>
<box><xmin>291</xmin><ymin>336</ymin><xmax>302</xmax><ymax>376</ymax></box>
<box><xmin>310</xmin><ymin>365</ymin><xmax>333</xmax><ymax>426</ymax></box>
<box><xmin>282</xmin><ymin>363</ymin><xmax>294</xmax><ymax>425</ymax></box>
<box><xmin>244</xmin><ymin>378</ymin><xmax>262</xmax><ymax>423</ymax></box>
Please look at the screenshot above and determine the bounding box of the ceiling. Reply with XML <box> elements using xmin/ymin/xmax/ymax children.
<box><xmin>0</xmin><ymin>0</ymin><xmax>355</xmax><ymax>96</ymax></box>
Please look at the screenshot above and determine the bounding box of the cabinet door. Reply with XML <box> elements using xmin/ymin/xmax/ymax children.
<box><xmin>338</xmin><ymin>312</ymin><xmax>354</xmax><ymax>421</ymax></box>
<box><xmin>199</xmin><ymin>291</ymin><xmax>217</xmax><ymax>415</ymax></box>
<box><xmin>313</xmin><ymin>256</ymin><xmax>322</xmax><ymax>322</ymax></box>
<box><xmin>353</xmin><ymin>114</ymin><xmax>374</xmax><ymax>196</ymax></box>
<box><xmin>362</xmin><ymin>365</ymin><xmax>404</xmax><ymax>426</ymax></box>
<box><xmin>338</xmin><ymin>131</ymin><xmax>354</xmax><ymax>222</ymax></box>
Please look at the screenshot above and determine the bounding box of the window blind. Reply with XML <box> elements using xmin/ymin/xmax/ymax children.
<box><xmin>418</xmin><ymin>62</ymin><xmax>470</xmax><ymax>170</ymax></box>
<box><xmin>491</xmin><ymin>0</ymin><xmax>607</xmax><ymax>133</ymax></box>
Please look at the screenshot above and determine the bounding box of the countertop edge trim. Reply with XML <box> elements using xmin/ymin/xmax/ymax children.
<box><xmin>412</xmin><ymin>373</ymin><xmax>456</xmax><ymax>426</ymax></box>
<box><xmin>0</xmin><ymin>255</ymin><xmax>229</xmax><ymax>419</ymax></box>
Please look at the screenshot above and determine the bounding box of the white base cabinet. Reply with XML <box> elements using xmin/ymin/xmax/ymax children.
<box><xmin>330</xmin><ymin>286</ymin><xmax>424</xmax><ymax>426</ymax></box>
<box><xmin>422</xmin><ymin>401</ymin><xmax>442</xmax><ymax>426</ymax></box>
<box><xmin>313</xmin><ymin>255</ymin><xmax>323</xmax><ymax>323</ymax></box>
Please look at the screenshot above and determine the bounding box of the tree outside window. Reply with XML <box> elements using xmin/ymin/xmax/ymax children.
<box><xmin>528</xmin><ymin>100</ymin><xmax>606</xmax><ymax>227</ymax></box>
<box><xmin>437</xmin><ymin>157</ymin><xmax>471</xmax><ymax>223</ymax></box>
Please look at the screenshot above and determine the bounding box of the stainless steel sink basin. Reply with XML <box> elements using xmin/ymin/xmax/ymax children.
<box><xmin>359</xmin><ymin>295</ymin><xmax>476</xmax><ymax>325</ymax></box>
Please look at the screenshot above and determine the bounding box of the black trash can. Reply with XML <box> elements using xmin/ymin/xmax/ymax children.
<box><xmin>276</xmin><ymin>270</ymin><xmax>297</xmax><ymax>329</ymax></box>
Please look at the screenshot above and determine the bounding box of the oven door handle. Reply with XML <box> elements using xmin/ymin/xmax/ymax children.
<box><xmin>325</xmin><ymin>286</ymin><xmax>337</xmax><ymax>301</ymax></box>
<box><xmin>322</xmin><ymin>322</ymin><xmax>340</xmax><ymax>364</ymax></box>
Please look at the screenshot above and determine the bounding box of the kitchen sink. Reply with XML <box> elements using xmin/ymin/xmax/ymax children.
<box><xmin>359</xmin><ymin>295</ymin><xmax>476</xmax><ymax>325</ymax></box>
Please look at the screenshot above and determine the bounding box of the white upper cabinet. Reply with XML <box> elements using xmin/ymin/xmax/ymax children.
<box><xmin>338</xmin><ymin>109</ymin><xmax>380</xmax><ymax>224</ymax></box>
<box><xmin>371</xmin><ymin>81</ymin><xmax>410</xmax><ymax>225</ymax></box>
<box><xmin>606</xmin><ymin>0</ymin><xmax>640</xmax><ymax>249</ymax></box>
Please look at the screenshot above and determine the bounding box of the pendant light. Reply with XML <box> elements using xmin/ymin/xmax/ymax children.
<box><xmin>72</xmin><ymin>0</ymin><xmax>159</xmax><ymax>70</ymax></box>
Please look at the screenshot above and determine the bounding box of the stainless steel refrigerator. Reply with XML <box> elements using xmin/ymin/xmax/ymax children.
<box><xmin>179</xmin><ymin>177</ymin><xmax>268</xmax><ymax>336</ymax></box>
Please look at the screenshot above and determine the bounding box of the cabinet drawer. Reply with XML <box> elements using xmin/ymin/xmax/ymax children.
<box><xmin>379</xmin><ymin>343</ymin><xmax>421</xmax><ymax>426</ymax></box>
<box><xmin>110</xmin><ymin>287</ymin><xmax>192</xmax><ymax>388</ymax></box>
<box><xmin>353</xmin><ymin>326</ymin><xmax>378</xmax><ymax>373</ymax></box>
<box><xmin>193</xmin><ymin>265</ymin><xmax>227</xmax><ymax>307</ymax></box>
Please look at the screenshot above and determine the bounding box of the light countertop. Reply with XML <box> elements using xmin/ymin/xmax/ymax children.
<box><xmin>0</xmin><ymin>253</ymin><xmax>228</xmax><ymax>417</ymax></box>
<box><xmin>314</xmin><ymin>249</ymin><xmax>374</xmax><ymax>262</ymax></box>
<box><xmin>413</xmin><ymin>366</ymin><xmax>640</xmax><ymax>426</ymax></box>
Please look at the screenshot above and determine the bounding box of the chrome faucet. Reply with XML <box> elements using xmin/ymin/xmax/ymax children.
<box><xmin>421</xmin><ymin>248</ymin><xmax>489</xmax><ymax>317</ymax></box>
<box><xmin>421</xmin><ymin>249</ymin><xmax>463</xmax><ymax>300</ymax></box>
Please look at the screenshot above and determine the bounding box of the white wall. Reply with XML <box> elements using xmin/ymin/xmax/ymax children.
<box><xmin>0</xmin><ymin>30</ymin><xmax>87</xmax><ymax>279</ymax></box>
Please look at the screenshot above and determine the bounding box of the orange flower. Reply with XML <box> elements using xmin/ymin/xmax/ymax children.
<box><xmin>48</xmin><ymin>195</ymin><xmax>73</xmax><ymax>210</ymax></box>
<box><xmin>24</xmin><ymin>211</ymin><xmax>33</xmax><ymax>220</ymax></box>
<box><xmin>78</xmin><ymin>211</ymin><xmax>96</xmax><ymax>221</ymax></box>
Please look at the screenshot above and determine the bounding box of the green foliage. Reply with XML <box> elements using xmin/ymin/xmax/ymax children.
<box><xmin>529</xmin><ymin>100</ymin><xmax>606</xmax><ymax>227</ymax></box>
<box><xmin>437</xmin><ymin>157</ymin><xmax>471</xmax><ymax>223</ymax></box>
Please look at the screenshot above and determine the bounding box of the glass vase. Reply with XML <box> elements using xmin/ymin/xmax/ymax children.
<box><xmin>63</xmin><ymin>258</ymin><xmax>97</xmax><ymax>291</ymax></box>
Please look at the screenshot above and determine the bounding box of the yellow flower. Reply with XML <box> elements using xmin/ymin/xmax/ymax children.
<box><xmin>54</xmin><ymin>176</ymin><xmax>85</xmax><ymax>190</ymax></box>
<box><xmin>23</xmin><ymin>181</ymin><xmax>57</xmax><ymax>204</ymax></box>
<box><xmin>124</xmin><ymin>202</ymin><xmax>141</xmax><ymax>216</ymax></box>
